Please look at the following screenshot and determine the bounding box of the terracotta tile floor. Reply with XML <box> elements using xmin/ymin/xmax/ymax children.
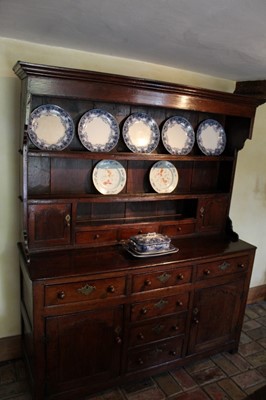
<box><xmin>1</xmin><ymin>301</ymin><xmax>266</xmax><ymax>400</ymax></box>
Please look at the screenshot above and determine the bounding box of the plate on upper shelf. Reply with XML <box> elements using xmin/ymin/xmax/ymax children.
<box><xmin>196</xmin><ymin>119</ymin><xmax>226</xmax><ymax>156</ymax></box>
<box><xmin>122</xmin><ymin>112</ymin><xmax>160</xmax><ymax>153</ymax></box>
<box><xmin>149</xmin><ymin>161</ymin><xmax>178</xmax><ymax>193</ymax></box>
<box><xmin>28</xmin><ymin>104</ymin><xmax>75</xmax><ymax>151</ymax></box>
<box><xmin>78</xmin><ymin>109</ymin><xmax>120</xmax><ymax>152</ymax></box>
<box><xmin>92</xmin><ymin>160</ymin><xmax>126</xmax><ymax>195</ymax></box>
<box><xmin>162</xmin><ymin>116</ymin><xmax>195</xmax><ymax>155</ymax></box>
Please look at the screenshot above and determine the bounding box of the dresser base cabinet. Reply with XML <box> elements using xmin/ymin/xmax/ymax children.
<box><xmin>19</xmin><ymin>236</ymin><xmax>255</xmax><ymax>400</ymax></box>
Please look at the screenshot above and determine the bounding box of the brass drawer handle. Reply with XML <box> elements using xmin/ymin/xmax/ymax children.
<box><xmin>77</xmin><ymin>284</ymin><xmax>96</xmax><ymax>296</ymax></box>
<box><xmin>157</xmin><ymin>272</ymin><xmax>171</xmax><ymax>283</ymax></box>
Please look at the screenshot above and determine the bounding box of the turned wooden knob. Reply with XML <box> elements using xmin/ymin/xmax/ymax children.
<box><xmin>115</xmin><ymin>336</ymin><xmax>122</xmax><ymax>344</ymax></box>
<box><xmin>144</xmin><ymin>279</ymin><xmax>152</xmax><ymax>286</ymax></box>
<box><xmin>107</xmin><ymin>285</ymin><xmax>115</xmax><ymax>293</ymax></box>
<box><xmin>141</xmin><ymin>308</ymin><xmax>148</xmax><ymax>315</ymax></box>
<box><xmin>176</xmin><ymin>300</ymin><xmax>183</xmax><ymax>307</ymax></box>
<box><xmin>138</xmin><ymin>333</ymin><xmax>144</xmax><ymax>340</ymax></box>
<box><xmin>57</xmin><ymin>291</ymin><xmax>65</xmax><ymax>300</ymax></box>
<box><xmin>178</xmin><ymin>273</ymin><xmax>184</xmax><ymax>280</ymax></box>
<box><xmin>204</xmin><ymin>269</ymin><xmax>211</xmax><ymax>275</ymax></box>
<box><xmin>172</xmin><ymin>325</ymin><xmax>179</xmax><ymax>331</ymax></box>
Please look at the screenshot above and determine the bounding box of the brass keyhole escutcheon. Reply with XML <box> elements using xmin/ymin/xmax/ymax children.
<box><xmin>65</xmin><ymin>214</ymin><xmax>71</xmax><ymax>227</ymax></box>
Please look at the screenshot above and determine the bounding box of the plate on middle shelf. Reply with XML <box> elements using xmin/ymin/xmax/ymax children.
<box><xmin>92</xmin><ymin>159</ymin><xmax>126</xmax><ymax>195</ymax></box>
<box><xmin>28</xmin><ymin>104</ymin><xmax>75</xmax><ymax>151</ymax></box>
<box><xmin>162</xmin><ymin>116</ymin><xmax>195</xmax><ymax>155</ymax></box>
<box><xmin>196</xmin><ymin>119</ymin><xmax>226</xmax><ymax>156</ymax></box>
<box><xmin>149</xmin><ymin>161</ymin><xmax>179</xmax><ymax>193</ymax></box>
<box><xmin>122</xmin><ymin>112</ymin><xmax>160</xmax><ymax>153</ymax></box>
<box><xmin>78</xmin><ymin>109</ymin><xmax>120</xmax><ymax>152</ymax></box>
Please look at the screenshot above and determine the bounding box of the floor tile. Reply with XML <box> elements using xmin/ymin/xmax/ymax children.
<box><xmin>121</xmin><ymin>378</ymin><xmax>155</xmax><ymax>394</ymax></box>
<box><xmin>171</xmin><ymin>388</ymin><xmax>210</xmax><ymax>399</ymax></box>
<box><xmin>223</xmin><ymin>351</ymin><xmax>252</xmax><ymax>371</ymax></box>
<box><xmin>170</xmin><ymin>368</ymin><xmax>197</xmax><ymax>391</ymax></box>
<box><xmin>185</xmin><ymin>358</ymin><xmax>215</xmax><ymax>374</ymax></box>
<box><xmin>242</xmin><ymin>320</ymin><xmax>262</xmax><ymax>332</ymax></box>
<box><xmin>246</xmin><ymin>350</ymin><xmax>266</xmax><ymax>368</ymax></box>
<box><xmin>211</xmin><ymin>353</ymin><xmax>240</xmax><ymax>376</ymax></box>
<box><xmin>246</xmin><ymin>326</ymin><xmax>266</xmax><ymax>340</ymax></box>
<box><xmin>245</xmin><ymin>308</ymin><xmax>260</xmax><ymax>320</ymax></box>
<box><xmin>238</xmin><ymin>341</ymin><xmax>264</xmax><ymax>357</ymax></box>
<box><xmin>189</xmin><ymin>366</ymin><xmax>226</xmax><ymax>386</ymax></box>
<box><xmin>217</xmin><ymin>378</ymin><xmax>246</xmax><ymax>399</ymax></box>
<box><xmin>240</xmin><ymin>332</ymin><xmax>253</xmax><ymax>345</ymax></box>
<box><xmin>203</xmin><ymin>382</ymin><xmax>229</xmax><ymax>399</ymax></box>
<box><xmin>124</xmin><ymin>386</ymin><xmax>165</xmax><ymax>400</ymax></box>
<box><xmin>232</xmin><ymin>369</ymin><xmax>265</xmax><ymax>390</ymax></box>
<box><xmin>153</xmin><ymin>372</ymin><xmax>182</xmax><ymax>397</ymax></box>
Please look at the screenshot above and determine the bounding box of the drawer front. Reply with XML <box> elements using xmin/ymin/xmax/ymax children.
<box><xmin>132</xmin><ymin>267</ymin><xmax>192</xmax><ymax>293</ymax></box>
<box><xmin>196</xmin><ymin>255</ymin><xmax>249</xmax><ymax>281</ymax></box>
<box><xmin>119</xmin><ymin>224</ymin><xmax>159</xmax><ymax>240</ymax></box>
<box><xmin>75</xmin><ymin>229</ymin><xmax>117</xmax><ymax>244</ymax></box>
<box><xmin>131</xmin><ymin>293</ymin><xmax>189</xmax><ymax>322</ymax></box>
<box><xmin>45</xmin><ymin>276</ymin><xmax>126</xmax><ymax>306</ymax></box>
<box><xmin>129</xmin><ymin>313</ymin><xmax>187</xmax><ymax>347</ymax></box>
<box><xmin>161</xmin><ymin>222</ymin><xmax>195</xmax><ymax>237</ymax></box>
<box><xmin>127</xmin><ymin>336</ymin><xmax>183</xmax><ymax>372</ymax></box>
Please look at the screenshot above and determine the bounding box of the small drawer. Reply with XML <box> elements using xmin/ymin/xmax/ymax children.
<box><xmin>119</xmin><ymin>224</ymin><xmax>159</xmax><ymax>241</ymax></box>
<box><xmin>132</xmin><ymin>267</ymin><xmax>192</xmax><ymax>293</ymax></box>
<box><xmin>127</xmin><ymin>336</ymin><xmax>183</xmax><ymax>372</ymax></box>
<box><xmin>129</xmin><ymin>313</ymin><xmax>186</xmax><ymax>347</ymax></box>
<box><xmin>196</xmin><ymin>255</ymin><xmax>249</xmax><ymax>281</ymax></box>
<box><xmin>75</xmin><ymin>229</ymin><xmax>117</xmax><ymax>244</ymax></box>
<box><xmin>131</xmin><ymin>292</ymin><xmax>189</xmax><ymax>322</ymax></box>
<box><xmin>45</xmin><ymin>276</ymin><xmax>126</xmax><ymax>306</ymax></box>
<box><xmin>161</xmin><ymin>222</ymin><xmax>195</xmax><ymax>237</ymax></box>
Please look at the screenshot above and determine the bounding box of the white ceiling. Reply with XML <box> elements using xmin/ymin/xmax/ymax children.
<box><xmin>1</xmin><ymin>0</ymin><xmax>266</xmax><ymax>81</ymax></box>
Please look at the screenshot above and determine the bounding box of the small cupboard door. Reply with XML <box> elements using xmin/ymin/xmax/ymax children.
<box><xmin>188</xmin><ymin>279</ymin><xmax>245</xmax><ymax>355</ymax></box>
<box><xmin>45</xmin><ymin>306</ymin><xmax>123</xmax><ymax>395</ymax></box>
<box><xmin>197</xmin><ymin>195</ymin><xmax>229</xmax><ymax>233</ymax></box>
<box><xmin>28</xmin><ymin>203</ymin><xmax>71</xmax><ymax>248</ymax></box>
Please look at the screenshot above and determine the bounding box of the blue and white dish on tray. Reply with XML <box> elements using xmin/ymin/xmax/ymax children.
<box><xmin>196</xmin><ymin>119</ymin><xmax>226</xmax><ymax>156</ymax></box>
<box><xmin>124</xmin><ymin>243</ymin><xmax>179</xmax><ymax>258</ymax></box>
<box><xmin>129</xmin><ymin>232</ymin><xmax>171</xmax><ymax>253</ymax></box>
<box><xmin>162</xmin><ymin>116</ymin><xmax>195</xmax><ymax>155</ymax></box>
<box><xmin>28</xmin><ymin>104</ymin><xmax>74</xmax><ymax>151</ymax></box>
<box><xmin>92</xmin><ymin>160</ymin><xmax>126</xmax><ymax>195</ymax></box>
<box><xmin>149</xmin><ymin>161</ymin><xmax>178</xmax><ymax>193</ymax></box>
<box><xmin>122</xmin><ymin>112</ymin><xmax>160</xmax><ymax>153</ymax></box>
<box><xmin>78</xmin><ymin>109</ymin><xmax>120</xmax><ymax>152</ymax></box>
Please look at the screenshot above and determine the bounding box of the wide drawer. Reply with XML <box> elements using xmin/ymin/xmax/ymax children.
<box><xmin>127</xmin><ymin>336</ymin><xmax>184</xmax><ymax>372</ymax></box>
<box><xmin>119</xmin><ymin>224</ymin><xmax>159</xmax><ymax>241</ymax></box>
<box><xmin>196</xmin><ymin>255</ymin><xmax>249</xmax><ymax>281</ymax></box>
<box><xmin>129</xmin><ymin>312</ymin><xmax>187</xmax><ymax>347</ymax></box>
<box><xmin>130</xmin><ymin>292</ymin><xmax>189</xmax><ymax>322</ymax></box>
<box><xmin>132</xmin><ymin>267</ymin><xmax>192</xmax><ymax>293</ymax></box>
<box><xmin>45</xmin><ymin>276</ymin><xmax>126</xmax><ymax>306</ymax></box>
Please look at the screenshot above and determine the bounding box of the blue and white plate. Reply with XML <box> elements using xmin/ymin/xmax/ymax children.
<box><xmin>78</xmin><ymin>109</ymin><xmax>120</xmax><ymax>152</ymax></box>
<box><xmin>122</xmin><ymin>112</ymin><xmax>160</xmax><ymax>153</ymax></box>
<box><xmin>162</xmin><ymin>116</ymin><xmax>195</xmax><ymax>155</ymax></box>
<box><xmin>149</xmin><ymin>161</ymin><xmax>178</xmax><ymax>193</ymax></box>
<box><xmin>92</xmin><ymin>160</ymin><xmax>126</xmax><ymax>195</ymax></box>
<box><xmin>28</xmin><ymin>104</ymin><xmax>74</xmax><ymax>151</ymax></box>
<box><xmin>196</xmin><ymin>119</ymin><xmax>226</xmax><ymax>156</ymax></box>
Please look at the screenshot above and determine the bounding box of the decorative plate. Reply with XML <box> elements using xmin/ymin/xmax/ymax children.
<box><xmin>123</xmin><ymin>243</ymin><xmax>179</xmax><ymax>258</ymax></box>
<box><xmin>149</xmin><ymin>161</ymin><xmax>178</xmax><ymax>193</ymax></box>
<box><xmin>92</xmin><ymin>160</ymin><xmax>126</xmax><ymax>195</ymax></box>
<box><xmin>28</xmin><ymin>104</ymin><xmax>74</xmax><ymax>150</ymax></box>
<box><xmin>196</xmin><ymin>119</ymin><xmax>226</xmax><ymax>156</ymax></box>
<box><xmin>78</xmin><ymin>109</ymin><xmax>120</xmax><ymax>152</ymax></box>
<box><xmin>122</xmin><ymin>112</ymin><xmax>160</xmax><ymax>153</ymax></box>
<box><xmin>162</xmin><ymin>116</ymin><xmax>195</xmax><ymax>155</ymax></box>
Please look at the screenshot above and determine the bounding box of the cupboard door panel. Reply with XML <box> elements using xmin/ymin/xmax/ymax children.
<box><xmin>188</xmin><ymin>279</ymin><xmax>244</xmax><ymax>354</ymax></box>
<box><xmin>28</xmin><ymin>203</ymin><xmax>71</xmax><ymax>248</ymax></box>
<box><xmin>46</xmin><ymin>306</ymin><xmax>123</xmax><ymax>394</ymax></box>
<box><xmin>197</xmin><ymin>195</ymin><xmax>229</xmax><ymax>233</ymax></box>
